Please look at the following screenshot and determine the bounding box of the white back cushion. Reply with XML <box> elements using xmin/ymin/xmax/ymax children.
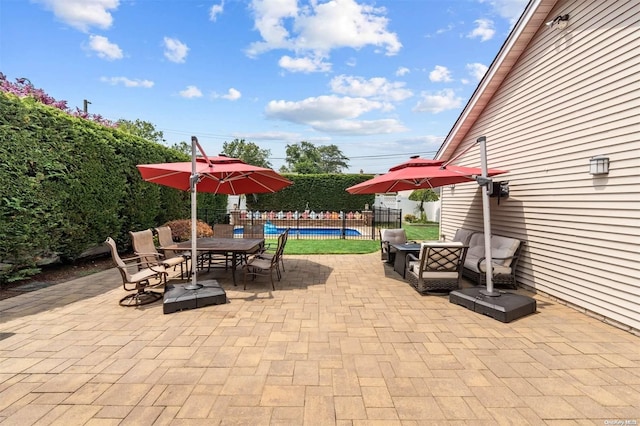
<box><xmin>380</xmin><ymin>229</ymin><xmax>407</xmax><ymax>244</ymax></box>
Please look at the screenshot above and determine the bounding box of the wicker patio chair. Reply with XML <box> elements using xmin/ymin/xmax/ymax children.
<box><xmin>462</xmin><ymin>233</ymin><xmax>523</xmax><ymax>289</ymax></box>
<box><xmin>405</xmin><ymin>241</ymin><xmax>468</xmax><ymax>294</ymax></box>
<box><xmin>379</xmin><ymin>228</ymin><xmax>408</xmax><ymax>263</ymax></box>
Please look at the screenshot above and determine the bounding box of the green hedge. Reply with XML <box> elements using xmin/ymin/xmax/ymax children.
<box><xmin>0</xmin><ymin>92</ymin><xmax>227</xmax><ymax>282</ymax></box>
<box><xmin>247</xmin><ymin>174</ymin><xmax>374</xmax><ymax>211</ymax></box>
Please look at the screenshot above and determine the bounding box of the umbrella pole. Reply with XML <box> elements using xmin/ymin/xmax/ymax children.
<box><xmin>185</xmin><ymin>136</ymin><xmax>201</xmax><ymax>290</ymax></box>
<box><xmin>477</xmin><ymin>136</ymin><xmax>499</xmax><ymax>297</ymax></box>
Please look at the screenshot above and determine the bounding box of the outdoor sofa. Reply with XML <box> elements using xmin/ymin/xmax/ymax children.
<box><xmin>461</xmin><ymin>232</ymin><xmax>523</xmax><ymax>289</ymax></box>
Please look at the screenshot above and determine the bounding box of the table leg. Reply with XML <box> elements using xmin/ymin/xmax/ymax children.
<box><xmin>231</xmin><ymin>252</ymin><xmax>238</xmax><ymax>286</ymax></box>
<box><xmin>394</xmin><ymin>252</ymin><xmax>407</xmax><ymax>277</ymax></box>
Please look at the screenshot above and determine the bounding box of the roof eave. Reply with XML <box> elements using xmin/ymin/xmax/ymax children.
<box><xmin>435</xmin><ymin>0</ymin><xmax>557</xmax><ymax>161</ymax></box>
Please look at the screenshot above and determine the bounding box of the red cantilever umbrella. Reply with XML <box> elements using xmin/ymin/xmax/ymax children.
<box><xmin>346</xmin><ymin>157</ymin><xmax>507</xmax><ymax>194</ymax></box>
<box><xmin>346</xmin><ymin>142</ymin><xmax>508</xmax><ymax>295</ymax></box>
<box><xmin>138</xmin><ymin>154</ymin><xmax>292</xmax><ymax>195</ymax></box>
<box><xmin>137</xmin><ymin>136</ymin><xmax>292</xmax><ymax>290</ymax></box>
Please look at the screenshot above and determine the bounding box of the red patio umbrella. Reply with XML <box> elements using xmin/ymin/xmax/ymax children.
<box><xmin>138</xmin><ymin>155</ymin><xmax>293</xmax><ymax>195</ymax></box>
<box><xmin>346</xmin><ymin>157</ymin><xmax>507</xmax><ymax>194</ymax></box>
<box><xmin>137</xmin><ymin>136</ymin><xmax>292</xmax><ymax>290</ymax></box>
<box><xmin>346</xmin><ymin>143</ymin><xmax>507</xmax><ymax>295</ymax></box>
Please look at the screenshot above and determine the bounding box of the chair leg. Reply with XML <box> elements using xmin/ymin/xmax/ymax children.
<box><xmin>120</xmin><ymin>280</ymin><xmax>162</xmax><ymax>307</ymax></box>
<box><xmin>270</xmin><ymin>269</ymin><xmax>275</xmax><ymax>290</ymax></box>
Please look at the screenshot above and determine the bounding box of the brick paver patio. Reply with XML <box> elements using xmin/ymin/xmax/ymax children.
<box><xmin>1</xmin><ymin>253</ymin><xmax>638</xmax><ymax>424</ymax></box>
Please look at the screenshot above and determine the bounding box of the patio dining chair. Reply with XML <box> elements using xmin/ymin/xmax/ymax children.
<box><xmin>201</xmin><ymin>223</ymin><xmax>237</xmax><ymax>271</ymax></box>
<box><xmin>243</xmin><ymin>224</ymin><xmax>264</xmax><ymax>239</ymax></box>
<box><xmin>242</xmin><ymin>229</ymin><xmax>287</xmax><ymax>290</ymax></box>
<box><xmin>105</xmin><ymin>237</ymin><xmax>166</xmax><ymax>306</ymax></box>
<box><xmin>254</xmin><ymin>227</ymin><xmax>289</xmax><ymax>275</ymax></box>
<box><xmin>154</xmin><ymin>226</ymin><xmax>190</xmax><ymax>278</ymax></box>
<box><xmin>129</xmin><ymin>229</ymin><xmax>187</xmax><ymax>279</ymax></box>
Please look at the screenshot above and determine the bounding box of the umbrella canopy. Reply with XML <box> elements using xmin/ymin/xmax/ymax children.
<box><xmin>346</xmin><ymin>157</ymin><xmax>507</xmax><ymax>194</ymax></box>
<box><xmin>137</xmin><ymin>156</ymin><xmax>293</xmax><ymax>195</ymax></box>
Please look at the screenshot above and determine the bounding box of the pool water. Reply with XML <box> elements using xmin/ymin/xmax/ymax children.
<box><xmin>234</xmin><ymin>226</ymin><xmax>362</xmax><ymax>237</ymax></box>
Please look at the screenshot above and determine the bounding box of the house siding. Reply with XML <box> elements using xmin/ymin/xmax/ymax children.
<box><xmin>440</xmin><ymin>0</ymin><xmax>640</xmax><ymax>330</ymax></box>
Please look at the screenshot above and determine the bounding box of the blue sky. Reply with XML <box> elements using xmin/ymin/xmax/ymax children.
<box><xmin>1</xmin><ymin>0</ymin><xmax>528</xmax><ymax>173</ymax></box>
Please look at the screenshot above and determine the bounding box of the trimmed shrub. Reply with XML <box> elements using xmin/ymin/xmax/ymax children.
<box><xmin>163</xmin><ymin>219</ymin><xmax>214</xmax><ymax>241</ymax></box>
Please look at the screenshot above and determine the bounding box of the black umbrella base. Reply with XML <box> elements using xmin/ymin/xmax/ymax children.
<box><xmin>163</xmin><ymin>279</ymin><xmax>227</xmax><ymax>314</ymax></box>
<box><xmin>449</xmin><ymin>287</ymin><xmax>536</xmax><ymax>323</ymax></box>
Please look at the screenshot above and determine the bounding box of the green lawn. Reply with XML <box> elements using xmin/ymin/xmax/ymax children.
<box><xmin>277</xmin><ymin>223</ymin><xmax>440</xmax><ymax>255</ymax></box>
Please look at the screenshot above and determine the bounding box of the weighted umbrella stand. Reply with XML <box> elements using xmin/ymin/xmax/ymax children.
<box><xmin>448</xmin><ymin>136</ymin><xmax>536</xmax><ymax>323</ymax></box>
<box><xmin>162</xmin><ymin>137</ymin><xmax>227</xmax><ymax>313</ymax></box>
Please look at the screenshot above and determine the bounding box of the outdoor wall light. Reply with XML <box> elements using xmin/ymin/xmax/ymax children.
<box><xmin>545</xmin><ymin>14</ymin><xmax>569</xmax><ymax>30</ymax></box>
<box><xmin>589</xmin><ymin>155</ymin><xmax>609</xmax><ymax>175</ymax></box>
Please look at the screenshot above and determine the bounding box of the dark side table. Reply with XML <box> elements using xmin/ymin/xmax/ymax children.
<box><xmin>390</xmin><ymin>243</ymin><xmax>421</xmax><ymax>278</ymax></box>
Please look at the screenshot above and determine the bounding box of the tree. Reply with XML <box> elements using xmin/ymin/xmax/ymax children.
<box><xmin>221</xmin><ymin>139</ymin><xmax>272</xmax><ymax>168</ymax></box>
<box><xmin>116</xmin><ymin>119</ymin><xmax>164</xmax><ymax>143</ymax></box>
<box><xmin>283</xmin><ymin>141</ymin><xmax>349</xmax><ymax>174</ymax></box>
<box><xmin>318</xmin><ymin>145</ymin><xmax>349</xmax><ymax>173</ymax></box>
<box><xmin>408</xmin><ymin>189</ymin><xmax>439</xmax><ymax>222</ymax></box>
<box><xmin>170</xmin><ymin>141</ymin><xmax>191</xmax><ymax>156</ymax></box>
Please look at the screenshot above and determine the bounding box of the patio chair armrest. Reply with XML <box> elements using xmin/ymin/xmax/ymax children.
<box><xmin>135</xmin><ymin>252</ymin><xmax>164</xmax><ymax>259</ymax></box>
<box><xmin>405</xmin><ymin>252</ymin><xmax>420</xmax><ymax>271</ymax></box>
<box><xmin>477</xmin><ymin>255</ymin><xmax>518</xmax><ymax>271</ymax></box>
<box><xmin>121</xmin><ymin>254</ymin><xmax>151</xmax><ymax>264</ymax></box>
<box><xmin>406</xmin><ymin>253</ymin><xmax>419</xmax><ymax>262</ymax></box>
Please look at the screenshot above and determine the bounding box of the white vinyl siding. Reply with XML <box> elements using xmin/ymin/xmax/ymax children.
<box><xmin>440</xmin><ymin>0</ymin><xmax>640</xmax><ymax>331</ymax></box>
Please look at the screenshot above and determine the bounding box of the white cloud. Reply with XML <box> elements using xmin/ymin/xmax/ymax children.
<box><xmin>467</xmin><ymin>18</ymin><xmax>495</xmax><ymax>42</ymax></box>
<box><xmin>413</xmin><ymin>89</ymin><xmax>463</xmax><ymax>113</ymax></box>
<box><xmin>264</xmin><ymin>94</ymin><xmax>407</xmax><ymax>135</ymax></box>
<box><xmin>436</xmin><ymin>24</ymin><xmax>454</xmax><ymax>35</ymax></box>
<box><xmin>100</xmin><ymin>76</ymin><xmax>154</xmax><ymax>88</ymax></box>
<box><xmin>163</xmin><ymin>37</ymin><xmax>189</xmax><ymax>63</ymax></box>
<box><xmin>396</xmin><ymin>135</ymin><xmax>444</xmax><ymax>146</ymax></box>
<box><xmin>329</xmin><ymin>75</ymin><xmax>412</xmax><ymax>102</ymax></box>
<box><xmin>266</xmin><ymin>95</ymin><xmax>383</xmax><ymax>122</ymax></box>
<box><xmin>87</xmin><ymin>35</ymin><xmax>123</xmax><ymax>60</ymax></box>
<box><xmin>214</xmin><ymin>88</ymin><xmax>242</xmax><ymax>101</ymax></box>
<box><xmin>236</xmin><ymin>131</ymin><xmax>303</xmax><ymax>143</ymax></box>
<box><xmin>210</xmin><ymin>1</ymin><xmax>224</xmax><ymax>21</ymax></box>
<box><xmin>311</xmin><ymin>118</ymin><xmax>407</xmax><ymax>135</ymax></box>
<box><xmin>395</xmin><ymin>67</ymin><xmax>410</xmax><ymax>77</ymax></box>
<box><xmin>34</xmin><ymin>0</ymin><xmax>118</xmax><ymax>32</ymax></box>
<box><xmin>466</xmin><ymin>62</ymin><xmax>488</xmax><ymax>81</ymax></box>
<box><xmin>429</xmin><ymin>65</ymin><xmax>452</xmax><ymax>82</ymax></box>
<box><xmin>247</xmin><ymin>0</ymin><xmax>298</xmax><ymax>55</ymax></box>
<box><xmin>179</xmin><ymin>85</ymin><xmax>203</xmax><ymax>98</ymax></box>
<box><xmin>279</xmin><ymin>55</ymin><xmax>331</xmax><ymax>73</ymax></box>
<box><xmin>247</xmin><ymin>0</ymin><xmax>401</xmax><ymax>72</ymax></box>
<box><xmin>480</xmin><ymin>0</ymin><xmax>529</xmax><ymax>25</ymax></box>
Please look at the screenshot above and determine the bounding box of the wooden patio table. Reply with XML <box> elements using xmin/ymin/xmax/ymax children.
<box><xmin>161</xmin><ymin>237</ymin><xmax>264</xmax><ymax>286</ymax></box>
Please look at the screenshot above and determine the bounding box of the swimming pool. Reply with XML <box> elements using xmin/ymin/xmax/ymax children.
<box><xmin>234</xmin><ymin>226</ymin><xmax>362</xmax><ymax>237</ymax></box>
